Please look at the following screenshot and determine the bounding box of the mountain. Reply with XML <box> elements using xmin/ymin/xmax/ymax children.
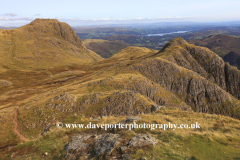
<box><xmin>83</xmin><ymin>39</ymin><xmax>130</xmax><ymax>58</ymax></box>
<box><xmin>0</xmin><ymin>20</ymin><xmax>240</xmax><ymax>160</ymax></box>
<box><xmin>0</xmin><ymin>19</ymin><xmax>103</xmax><ymax>72</ymax></box>
<box><xmin>188</xmin><ymin>34</ymin><xmax>240</xmax><ymax>69</ymax></box>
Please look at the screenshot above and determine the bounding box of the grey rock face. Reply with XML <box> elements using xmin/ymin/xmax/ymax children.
<box><xmin>94</xmin><ymin>134</ymin><xmax>120</xmax><ymax>156</ymax></box>
<box><xmin>158</xmin><ymin>38</ymin><xmax>240</xmax><ymax>102</ymax></box>
<box><xmin>65</xmin><ymin>135</ymin><xmax>91</xmax><ymax>160</ymax></box>
<box><xmin>0</xmin><ymin>80</ymin><xmax>12</xmax><ymax>87</ymax></box>
<box><xmin>122</xmin><ymin>154</ymin><xmax>131</xmax><ymax>160</ymax></box>
<box><xmin>126</xmin><ymin>54</ymin><xmax>239</xmax><ymax>117</ymax></box>
<box><xmin>99</xmin><ymin>76</ymin><xmax>191</xmax><ymax>111</ymax></box>
<box><xmin>46</xmin><ymin>93</ymin><xmax>77</xmax><ymax>112</ymax></box>
<box><xmin>41</xmin><ymin>124</ymin><xmax>51</xmax><ymax>135</ymax></box>
<box><xmin>151</xmin><ymin>105</ymin><xmax>165</xmax><ymax>112</ymax></box>
<box><xmin>128</xmin><ymin>134</ymin><xmax>158</xmax><ymax>147</ymax></box>
<box><xmin>65</xmin><ymin>134</ymin><xmax>120</xmax><ymax>160</ymax></box>
<box><xmin>225</xmin><ymin>63</ymin><xmax>240</xmax><ymax>99</ymax></box>
<box><xmin>65</xmin><ymin>133</ymin><xmax>159</xmax><ymax>160</ymax></box>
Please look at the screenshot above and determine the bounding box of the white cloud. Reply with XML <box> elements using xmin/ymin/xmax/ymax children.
<box><xmin>4</xmin><ymin>13</ymin><xmax>17</xmax><ymax>17</ymax></box>
<box><xmin>0</xmin><ymin>17</ymin><xmax>34</xmax><ymax>21</ymax></box>
<box><xmin>0</xmin><ymin>16</ymin><xmax>189</xmax><ymax>22</ymax></box>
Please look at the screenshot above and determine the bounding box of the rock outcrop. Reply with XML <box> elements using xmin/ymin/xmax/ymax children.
<box><xmin>0</xmin><ymin>80</ymin><xmax>12</xmax><ymax>87</ymax></box>
<box><xmin>97</xmin><ymin>75</ymin><xmax>191</xmax><ymax>111</ymax></box>
<box><xmin>78</xmin><ymin>91</ymin><xmax>156</xmax><ymax>116</ymax></box>
<box><xmin>65</xmin><ymin>133</ymin><xmax>158</xmax><ymax>160</ymax></box>
<box><xmin>160</xmin><ymin>38</ymin><xmax>240</xmax><ymax>100</ymax></box>
<box><xmin>128</xmin><ymin>134</ymin><xmax>158</xmax><ymax>147</ymax></box>
<box><xmin>46</xmin><ymin>93</ymin><xmax>77</xmax><ymax>112</ymax></box>
<box><xmin>225</xmin><ymin>63</ymin><xmax>240</xmax><ymax>99</ymax></box>
<box><xmin>124</xmin><ymin>42</ymin><xmax>240</xmax><ymax>117</ymax></box>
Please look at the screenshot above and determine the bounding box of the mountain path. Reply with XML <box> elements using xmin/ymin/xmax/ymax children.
<box><xmin>14</xmin><ymin>108</ymin><xmax>28</xmax><ymax>141</ymax></box>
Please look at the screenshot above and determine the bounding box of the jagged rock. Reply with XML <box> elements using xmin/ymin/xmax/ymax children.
<box><xmin>0</xmin><ymin>80</ymin><xmax>12</xmax><ymax>87</ymax></box>
<box><xmin>65</xmin><ymin>134</ymin><xmax>121</xmax><ymax>159</ymax></box>
<box><xmin>122</xmin><ymin>154</ymin><xmax>131</xmax><ymax>160</ymax></box>
<box><xmin>41</xmin><ymin>124</ymin><xmax>51</xmax><ymax>135</ymax></box>
<box><xmin>120</xmin><ymin>146</ymin><xmax>128</xmax><ymax>153</ymax></box>
<box><xmin>225</xmin><ymin>63</ymin><xmax>240</xmax><ymax>99</ymax></box>
<box><xmin>125</xmin><ymin>49</ymin><xmax>240</xmax><ymax>117</ymax></box>
<box><xmin>159</xmin><ymin>38</ymin><xmax>240</xmax><ymax>101</ymax></box>
<box><xmin>92</xmin><ymin>118</ymin><xmax>100</xmax><ymax>121</ymax></box>
<box><xmin>128</xmin><ymin>134</ymin><xmax>158</xmax><ymax>147</ymax></box>
<box><xmin>140</xmin><ymin>157</ymin><xmax>148</xmax><ymax>160</ymax></box>
<box><xmin>46</xmin><ymin>93</ymin><xmax>77</xmax><ymax>112</ymax></box>
<box><xmin>94</xmin><ymin>134</ymin><xmax>120</xmax><ymax>156</ymax></box>
<box><xmin>126</xmin><ymin>116</ymin><xmax>141</xmax><ymax>122</ymax></box>
<box><xmin>151</xmin><ymin>105</ymin><xmax>165</xmax><ymax>112</ymax></box>
<box><xmin>119</xmin><ymin>116</ymin><xmax>141</xmax><ymax>124</ymax></box>
<box><xmin>65</xmin><ymin>135</ymin><xmax>91</xmax><ymax>160</ymax></box>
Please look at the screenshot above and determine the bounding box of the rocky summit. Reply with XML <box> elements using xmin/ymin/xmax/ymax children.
<box><xmin>0</xmin><ymin>19</ymin><xmax>102</xmax><ymax>72</ymax></box>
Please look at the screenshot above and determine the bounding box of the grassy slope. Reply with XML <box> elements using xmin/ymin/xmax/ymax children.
<box><xmin>2</xmin><ymin>108</ymin><xmax>240</xmax><ymax>159</ymax></box>
<box><xmin>188</xmin><ymin>34</ymin><xmax>240</xmax><ymax>58</ymax></box>
<box><xmin>0</xmin><ymin>19</ymin><xmax>102</xmax><ymax>72</ymax></box>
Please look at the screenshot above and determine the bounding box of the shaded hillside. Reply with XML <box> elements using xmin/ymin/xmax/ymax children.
<box><xmin>83</xmin><ymin>39</ymin><xmax>130</xmax><ymax>58</ymax></box>
<box><xmin>223</xmin><ymin>51</ymin><xmax>240</xmax><ymax>69</ymax></box>
<box><xmin>0</xmin><ymin>19</ymin><xmax>102</xmax><ymax>72</ymax></box>
<box><xmin>188</xmin><ymin>34</ymin><xmax>240</xmax><ymax>69</ymax></box>
<box><xmin>109</xmin><ymin>46</ymin><xmax>158</xmax><ymax>60</ymax></box>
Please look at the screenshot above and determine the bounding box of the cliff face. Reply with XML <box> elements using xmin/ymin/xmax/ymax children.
<box><xmin>110</xmin><ymin>37</ymin><xmax>240</xmax><ymax>118</ymax></box>
<box><xmin>125</xmin><ymin>58</ymin><xmax>236</xmax><ymax>116</ymax></box>
<box><xmin>225</xmin><ymin>63</ymin><xmax>240</xmax><ymax>99</ymax></box>
<box><xmin>156</xmin><ymin>37</ymin><xmax>240</xmax><ymax>100</ymax></box>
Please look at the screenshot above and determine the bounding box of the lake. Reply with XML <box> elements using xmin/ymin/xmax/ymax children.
<box><xmin>146</xmin><ymin>31</ymin><xmax>189</xmax><ymax>37</ymax></box>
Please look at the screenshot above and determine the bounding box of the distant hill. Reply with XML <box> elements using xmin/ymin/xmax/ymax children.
<box><xmin>83</xmin><ymin>39</ymin><xmax>130</xmax><ymax>58</ymax></box>
<box><xmin>0</xmin><ymin>19</ymin><xmax>103</xmax><ymax>72</ymax></box>
<box><xmin>188</xmin><ymin>34</ymin><xmax>240</xmax><ymax>69</ymax></box>
<box><xmin>223</xmin><ymin>51</ymin><xmax>240</xmax><ymax>69</ymax></box>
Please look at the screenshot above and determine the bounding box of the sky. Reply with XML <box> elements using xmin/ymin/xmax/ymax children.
<box><xmin>1</xmin><ymin>0</ymin><xmax>240</xmax><ymax>27</ymax></box>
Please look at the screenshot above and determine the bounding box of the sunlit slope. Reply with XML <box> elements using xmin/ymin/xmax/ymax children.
<box><xmin>1</xmin><ymin>37</ymin><xmax>240</xmax><ymax>159</ymax></box>
<box><xmin>156</xmin><ymin>37</ymin><xmax>240</xmax><ymax>100</ymax></box>
<box><xmin>0</xmin><ymin>19</ymin><xmax>103</xmax><ymax>72</ymax></box>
